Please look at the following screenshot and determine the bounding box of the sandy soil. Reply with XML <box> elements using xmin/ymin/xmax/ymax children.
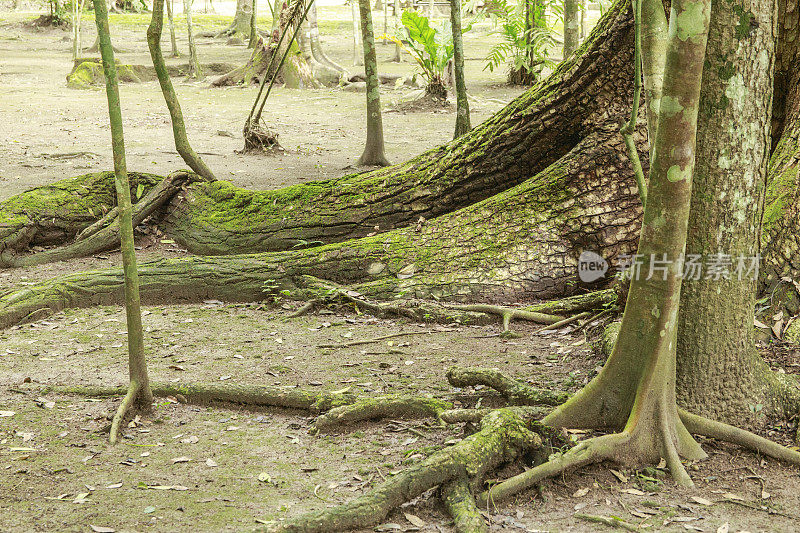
<box><xmin>1</xmin><ymin>6</ymin><xmax>800</xmax><ymax>533</ymax></box>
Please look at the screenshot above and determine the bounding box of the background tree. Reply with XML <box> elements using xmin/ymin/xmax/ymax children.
<box><xmin>217</xmin><ymin>0</ymin><xmax>255</xmax><ymax>38</ymax></box>
<box><xmin>357</xmin><ymin>0</ymin><xmax>390</xmax><ymax>166</ymax></box>
<box><xmin>91</xmin><ymin>0</ymin><xmax>153</xmax><ymax>445</ymax></box>
<box><xmin>185</xmin><ymin>0</ymin><xmax>202</xmax><ymax>78</ymax></box>
<box><xmin>351</xmin><ymin>0</ymin><xmax>363</xmax><ymax>65</ymax></box>
<box><xmin>450</xmin><ymin>0</ymin><xmax>470</xmax><ymax>137</ymax></box>
<box><xmin>562</xmin><ymin>0</ymin><xmax>579</xmax><ymax>57</ymax></box>
<box><xmin>166</xmin><ymin>0</ymin><xmax>180</xmax><ymax>57</ymax></box>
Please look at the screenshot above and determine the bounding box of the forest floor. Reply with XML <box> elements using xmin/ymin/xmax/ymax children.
<box><xmin>1</xmin><ymin>6</ymin><xmax>800</xmax><ymax>533</ymax></box>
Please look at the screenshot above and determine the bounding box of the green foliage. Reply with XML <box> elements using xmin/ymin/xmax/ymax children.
<box><xmin>385</xmin><ymin>11</ymin><xmax>456</xmax><ymax>88</ymax></box>
<box><xmin>482</xmin><ymin>0</ymin><xmax>560</xmax><ymax>84</ymax></box>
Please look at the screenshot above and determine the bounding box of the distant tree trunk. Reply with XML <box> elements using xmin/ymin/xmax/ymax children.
<box><xmin>91</xmin><ymin>0</ymin><xmax>153</xmax><ymax>444</ymax></box>
<box><xmin>184</xmin><ymin>0</ymin><xmax>202</xmax><ymax>78</ymax></box>
<box><xmin>580</xmin><ymin>0</ymin><xmax>588</xmax><ymax>39</ymax></box>
<box><xmin>392</xmin><ymin>0</ymin><xmax>401</xmax><ymax>61</ymax></box>
<box><xmin>563</xmin><ymin>0</ymin><xmax>580</xmax><ymax>58</ymax></box>
<box><xmin>357</xmin><ymin>0</ymin><xmax>390</xmax><ymax>166</ymax></box>
<box><xmin>72</xmin><ymin>0</ymin><xmax>86</xmax><ymax>60</ymax></box>
<box><xmin>221</xmin><ymin>0</ymin><xmax>255</xmax><ymax>38</ymax></box>
<box><xmin>352</xmin><ymin>0</ymin><xmax>364</xmax><ymax>66</ymax></box>
<box><xmin>166</xmin><ymin>0</ymin><xmax>180</xmax><ymax>57</ymax></box>
<box><xmin>450</xmin><ymin>0</ymin><xmax>470</xmax><ymax>138</ymax></box>
<box><xmin>308</xmin><ymin>1</ymin><xmax>347</xmax><ymax>73</ymax></box>
<box><xmin>248</xmin><ymin>0</ymin><xmax>258</xmax><ymax>48</ymax></box>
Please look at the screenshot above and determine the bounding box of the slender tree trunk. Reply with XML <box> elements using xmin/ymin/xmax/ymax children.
<box><xmin>563</xmin><ymin>0</ymin><xmax>580</xmax><ymax>58</ymax></box>
<box><xmin>676</xmin><ymin>0</ymin><xmax>791</xmax><ymax>425</ymax></box>
<box><xmin>166</xmin><ymin>0</ymin><xmax>180</xmax><ymax>57</ymax></box>
<box><xmin>449</xmin><ymin>0</ymin><xmax>470</xmax><ymax>138</ymax></box>
<box><xmin>352</xmin><ymin>0</ymin><xmax>364</xmax><ymax>66</ymax></box>
<box><xmin>184</xmin><ymin>0</ymin><xmax>202</xmax><ymax>78</ymax></box>
<box><xmin>148</xmin><ymin>0</ymin><xmax>216</xmax><ymax>180</ymax></box>
<box><xmin>580</xmin><ymin>0</ymin><xmax>588</xmax><ymax>39</ymax></box>
<box><xmin>392</xmin><ymin>0</ymin><xmax>401</xmax><ymax>61</ymax></box>
<box><xmin>91</xmin><ymin>0</ymin><xmax>153</xmax><ymax>443</ymax></box>
<box><xmin>357</xmin><ymin>0</ymin><xmax>390</xmax><ymax>166</ymax></box>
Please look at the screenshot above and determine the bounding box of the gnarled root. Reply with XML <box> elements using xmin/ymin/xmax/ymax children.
<box><xmin>242</xmin><ymin>120</ymin><xmax>282</xmax><ymax>153</ymax></box>
<box><xmin>312</xmin><ymin>395</ymin><xmax>453</xmax><ymax>431</ymax></box>
<box><xmin>442</xmin><ymin>472</ymin><xmax>489</xmax><ymax>533</ymax></box>
<box><xmin>255</xmin><ymin>408</ymin><xmax>543</xmax><ymax>533</ymax></box>
<box><xmin>443</xmin><ymin>303</ymin><xmax>564</xmax><ymax>336</ymax></box>
<box><xmin>446</xmin><ymin>366</ymin><xmax>570</xmax><ymax>406</ymax></box>
<box><xmin>50</xmin><ymin>382</ymin><xmax>358</xmax><ymax>412</ymax></box>
<box><xmin>0</xmin><ymin>171</ymin><xmax>199</xmax><ymax>268</ymax></box>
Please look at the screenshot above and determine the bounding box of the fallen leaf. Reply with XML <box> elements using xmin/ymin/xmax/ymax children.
<box><xmin>172</xmin><ymin>456</ymin><xmax>191</xmax><ymax>464</ymax></box>
<box><xmin>258</xmin><ymin>472</ymin><xmax>272</xmax><ymax>483</ymax></box>
<box><xmin>143</xmin><ymin>506</ymin><xmax>156</xmax><ymax>514</ymax></box>
<box><xmin>572</xmin><ymin>487</ymin><xmax>590</xmax><ymax>498</ymax></box>
<box><xmin>205</xmin><ymin>458</ymin><xmax>218</xmax><ymax>467</ymax></box>
<box><xmin>610</xmin><ymin>469</ymin><xmax>629</xmax><ymax>483</ymax></box>
<box><xmin>722</xmin><ymin>492</ymin><xmax>744</xmax><ymax>501</ymax></box>
<box><xmin>717</xmin><ymin>524</ymin><xmax>729</xmax><ymax>533</ymax></box>
<box><xmin>404</xmin><ymin>513</ymin><xmax>425</xmax><ymax>527</ymax></box>
<box><xmin>105</xmin><ymin>483</ymin><xmax>123</xmax><ymax>489</ymax></box>
<box><xmin>691</xmin><ymin>496</ymin><xmax>713</xmax><ymax>506</ymax></box>
<box><xmin>0</xmin><ymin>411</ymin><xmax>15</xmax><ymax>417</ymax></box>
<box><xmin>180</xmin><ymin>435</ymin><xmax>199</xmax><ymax>444</ymax></box>
<box><xmin>73</xmin><ymin>492</ymin><xmax>89</xmax><ymax>503</ymax></box>
<box><xmin>89</xmin><ymin>526</ymin><xmax>115</xmax><ymax>533</ymax></box>
<box><xmin>621</xmin><ymin>488</ymin><xmax>646</xmax><ymax>496</ymax></box>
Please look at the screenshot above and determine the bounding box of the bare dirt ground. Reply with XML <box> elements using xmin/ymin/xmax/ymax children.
<box><xmin>1</xmin><ymin>5</ymin><xmax>800</xmax><ymax>533</ymax></box>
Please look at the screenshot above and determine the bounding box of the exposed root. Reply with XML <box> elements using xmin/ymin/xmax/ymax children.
<box><xmin>49</xmin><ymin>382</ymin><xmax>358</xmax><ymax>412</ymax></box>
<box><xmin>312</xmin><ymin>395</ymin><xmax>452</xmax><ymax>431</ymax></box>
<box><xmin>0</xmin><ymin>171</ymin><xmax>198</xmax><ymax>268</ymax></box>
<box><xmin>679</xmin><ymin>409</ymin><xmax>800</xmax><ymax>466</ymax></box>
<box><xmin>446</xmin><ymin>366</ymin><xmax>570</xmax><ymax>406</ymax></box>
<box><xmin>108</xmin><ymin>382</ymin><xmax>139</xmax><ymax>445</ymax></box>
<box><xmin>477</xmin><ymin>433</ymin><xmax>621</xmax><ymax>507</ymax></box>
<box><xmin>317</xmin><ymin>330</ymin><xmax>434</xmax><ymax>349</ymax></box>
<box><xmin>575</xmin><ymin>513</ymin><xmax>639</xmax><ymax>531</ymax></box>
<box><xmin>254</xmin><ymin>408</ymin><xmax>543</xmax><ymax>533</ymax></box>
<box><xmin>440</xmin><ymin>408</ymin><xmax>493</xmax><ymax>424</ymax></box>
<box><xmin>532</xmin><ymin>311</ymin><xmax>591</xmax><ymax>334</ymax></box>
<box><xmin>441</xmin><ymin>472</ymin><xmax>489</xmax><ymax>533</ymax></box>
<box><xmin>242</xmin><ymin>120</ymin><xmax>283</xmax><ymax>153</ymax></box>
<box><xmin>444</xmin><ymin>303</ymin><xmax>564</xmax><ymax>336</ymax></box>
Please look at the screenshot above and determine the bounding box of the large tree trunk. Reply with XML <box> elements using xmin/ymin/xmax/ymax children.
<box><xmin>218</xmin><ymin>0</ymin><xmax>254</xmax><ymax>39</ymax></box>
<box><xmin>357</xmin><ymin>0</ymin><xmax>390</xmax><ymax>166</ymax></box>
<box><xmin>675</xmin><ymin>0</ymin><xmax>798</xmax><ymax>426</ymax></box>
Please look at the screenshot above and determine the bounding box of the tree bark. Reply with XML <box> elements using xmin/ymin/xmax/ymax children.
<box><xmin>219</xmin><ymin>0</ymin><xmax>254</xmax><ymax>38</ymax></box>
<box><xmin>166</xmin><ymin>0</ymin><xmax>180</xmax><ymax>57</ymax></box>
<box><xmin>357</xmin><ymin>0</ymin><xmax>391</xmax><ymax>166</ymax></box>
<box><xmin>92</xmin><ymin>0</ymin><xmax>153</xmax><ymax>440</ymax></box>
<box><xmin>676</xmin><ymin>0</ymin><xmax>793</xmax><ymax>426</ymax></box>
<box><xmin>351</xmin><ymin>0</ymin><xmax>364</xmax><ymax>66</ymax></box>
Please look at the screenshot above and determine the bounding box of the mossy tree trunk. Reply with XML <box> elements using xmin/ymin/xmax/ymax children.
<box><xmin>357</xmin><ymin>0</ymin><xmax>390</xmax><ymax>166</ymax></box>
<box><xmin>675</xmin><ymin>0</ymin><xmax>796</xmax><ymax>426</ymax></box>
<box><xmin>308</xmin><ymin>1</ymin><xmax>347</xmax><ymax>74</ymax></box>
<box><xmin>450</xmin><ymin>0</ymin><xmax>471</xmax><ymax>138</ymax></box>
<box><xmin>92</xmin><ymin>0</ymin><xmax>153</xmax><ymax>444</ymax></box>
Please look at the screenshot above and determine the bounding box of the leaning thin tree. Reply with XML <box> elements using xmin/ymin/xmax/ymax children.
<box><xmin>92</xmin><ymin>0</ymin><xmax>153</xmax><ymax>445</ymax></box>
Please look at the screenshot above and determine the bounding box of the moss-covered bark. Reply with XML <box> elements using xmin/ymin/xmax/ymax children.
<box><xmin>0</xmin><ymin>172</ymin><xmax>161</xmax><ymax>255</ymax></box>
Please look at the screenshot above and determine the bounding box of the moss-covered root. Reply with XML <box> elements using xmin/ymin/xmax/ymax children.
<box><xmin>256</xmin><ymin>408</ymin><xmax>542</xmax><ymax>533</ymax></box>
<box><xmin>679</xmin><ymin>410</ymin><xmax>800</xmax><ymax>466</ymax></box>
<box><xmin>49</xmin><ymin>382</ymin><xmax>358</xmax><ymax>412</ymax></box>
<box><xmin>524</xmin><ymin>289</ymin><xmax>619</xmax><ymax>315</ymax></box>
<box><xmin>0</xmin><ymin>171</ymin><xmax>163</xmax><ymax>255</ymax></box>
<box><xmin>446</xmin><ymin>367</ymin><xmax>571</xmax><ymax>407</ymax></box>
<box><xmin>441</xmin><ymin>474</ymin><xmax>489</xmax><ymax>533</ymax></box>
<box><xmin>444</xmin><ymin>303</ymin><xmax>564</xmax><ymax>335</ymax></box>
<box><xmin>0</xmin><ymin>171</ymin><xmax>197</xmax><ymax>268</ymax></box>
<box><xmin>312</xmin><ymin>396</ymin><xmax>452</xmax><ymax>431</ymax></box>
